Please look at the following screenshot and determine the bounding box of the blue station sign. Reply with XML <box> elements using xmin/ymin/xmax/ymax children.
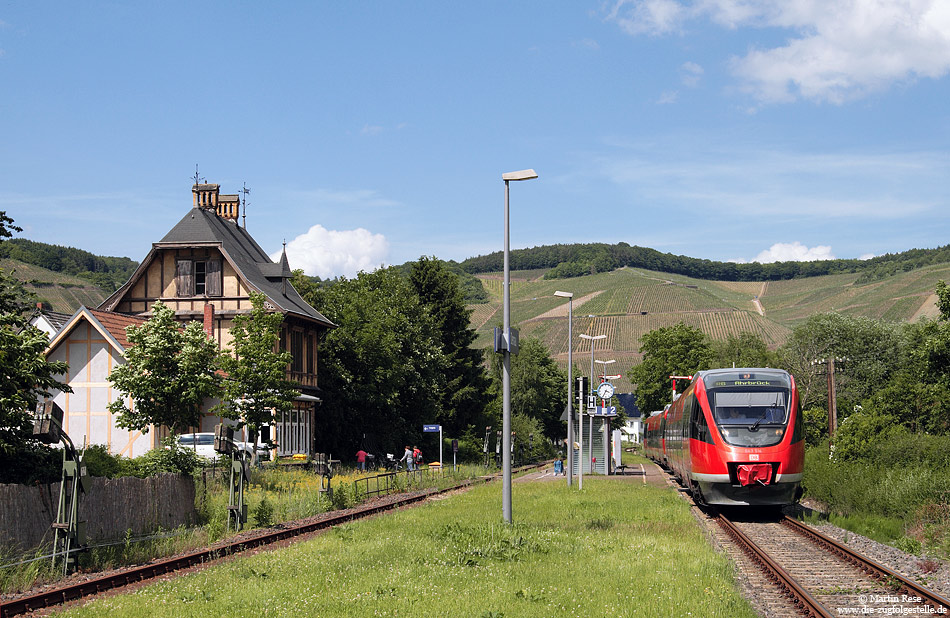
<box><xmin>423</xmin><ymin>424</ymin><xmax>441</xmax><ymax>433</ymax></box>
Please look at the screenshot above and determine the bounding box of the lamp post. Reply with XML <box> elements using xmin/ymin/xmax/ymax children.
<box><xmin>553</xmin><ymin>291</ymin><xmax>573</xmax><ymax>487</ymax></box>
<box><xmin>578</xmin><ymin>333</ymin><xmax>606</xmax><ymax>486</ymax></box>
<box><xmin>594</xmin><ymin>359</ymin><xmax>616</xmax><ymax>385</ymax></box>
<box><xmin>502</xmin><ymin>168</ymin><xmax>537</xmax><ymax>524</ymax></box>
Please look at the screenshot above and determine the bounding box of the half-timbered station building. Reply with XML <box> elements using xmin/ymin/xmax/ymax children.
<box><xmin>48</xmin><ymin>182</ymin><xmax>335</xmax><ymax>457</ymax></box>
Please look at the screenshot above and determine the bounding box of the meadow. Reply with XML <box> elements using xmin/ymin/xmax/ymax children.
<box><xmin>54</xmin><ymin>473</ymin><xmax>757</xmax><ymax>618</ymax></box>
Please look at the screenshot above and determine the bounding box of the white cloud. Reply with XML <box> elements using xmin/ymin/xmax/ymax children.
<box><xmin>680</xmin><ymin>61</ymin><xmax>704</xmax><ymax>86</ymax></box>
<box><xmin>360</xmin><ymin>124</ymin><xmax>384</xmax><ymax>136</ymax></box>
<box><xmin>859</xmin><ymin>252</ymin><xmax>876</xmax><ymax>260</ymax></box>
<box><xmin>607</xmin><ymin>0</ymin><xmax>687</xmax><ymax>35</ymax></box>
<box><xmin>276</xmin><ymin>225</ymin><xmax>389</xmax><ymax>279</ymax></box>
<box><xmin>573</xmin><ymin>38</ymin><xmax>601</xmax><ymax>50</ymax></box>
<box><xmin>753</xmin><ymin>242</ymin><xmax>835</xmax><ymax>263</ymax></box>
<box><xmin>657</xmin><ymin>90</ymin><xmax>679</xmax><ymax>104</ymax></box>
<box><xmin>607</xmin><ymin>0</ymin><xmax>950</xmax><ymax>103</ymax></box>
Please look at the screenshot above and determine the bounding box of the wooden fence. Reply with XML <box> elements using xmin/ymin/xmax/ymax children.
<box><xmin>0</xmin><ymin>474</ymin><xmax>197</xmax><ymax>554</ymax></box>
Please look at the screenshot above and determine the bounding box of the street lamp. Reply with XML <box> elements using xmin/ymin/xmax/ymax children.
<box><xmin>553</xmin><ymin>291</ymin><xmax>573</xmax><ymax>487</ymax></box>
<box><xmin>502</xmin><ymin>168</ymin><xmax>537</xmax><ymax>524</ymax></box>
<box><xmin>594</xmin><ymin>359</ymin><xmax>616</xmax><ymax>383</ymax></box>
<box><xmin>577</xmin><ymin>333</ymin><xmax>606</xmax><ymax>487</ymax></box>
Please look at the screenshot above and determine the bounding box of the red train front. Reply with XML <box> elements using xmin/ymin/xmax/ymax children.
<box><xmin>662</xmin><ymin>368</ymin><xmax>804</xmax><ymax>506</ymax></box>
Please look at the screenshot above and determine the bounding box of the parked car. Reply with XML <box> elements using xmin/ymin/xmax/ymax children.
<box><xmin>175</xmin><ymin>432</ymin><xmax>260</xmax><ymax>460</ymax></box>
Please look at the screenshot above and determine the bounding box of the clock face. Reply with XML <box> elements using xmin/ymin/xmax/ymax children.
<box><xmin>597</xmin><ymin>382</ymin><xmax>614</xmax><ymax>399</ymax></box>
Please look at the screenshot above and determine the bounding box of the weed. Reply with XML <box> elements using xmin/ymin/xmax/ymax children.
<box><xmin>253</xmin><ymin>496</ymin><xmax>274</xmax><ymax>528</ymax></box>
<box><xmin>895</xmin><ymin>536</ymin><xmax>923</xmax><ymax>555</ymax></box>
<box><xmin>917</xmin><ymin>559</ymin><xmax>941</xmax><ymax>574</ymax></box>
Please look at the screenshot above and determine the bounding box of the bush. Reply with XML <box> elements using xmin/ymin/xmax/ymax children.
<box><xmin>832</xmin><ymin>409</ymin><xmax>903</xmax><ymax>463</ymax></box>
<box><xmin>131</xmin><ymin>438</ymin><xmax>203</xmax><ymax>477</ymax></box>
<box><xmin>82</xmin><ymin>444</ymin><xmax>130</xmax><ymax>478</ymax></box>
<box><xmin>0</xmin><ymin>442</ymin><xmax>61</xmax><ymax>485</ymax></box>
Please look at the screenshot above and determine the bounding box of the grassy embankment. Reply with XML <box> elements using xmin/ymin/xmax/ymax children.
<box><xmin>55</xmin><ymin>470</ymin><xmax>755</xmax><ymax>618</ymax></box>
<box><xmin>802</xmin><ymin>439</ymin><xmax>950</xmax><ymax>558</ymax></box>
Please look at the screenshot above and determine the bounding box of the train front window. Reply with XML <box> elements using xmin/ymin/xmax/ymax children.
<box><xmin>712</xmin><ymin>390</ymin><xmax>788</xmax><ymax>447</ymax></box>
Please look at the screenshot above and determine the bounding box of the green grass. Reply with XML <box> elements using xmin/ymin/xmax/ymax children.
<box><xmin>55</xmin><ymin>477</ymin><xmax>756</xmax><ymax>618</ymax></box>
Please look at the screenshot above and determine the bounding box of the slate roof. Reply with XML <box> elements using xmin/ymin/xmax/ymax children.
<box><xmin>100</xmin><ymin>207</ymin><xmax>335</xmax><ymax>329</ymax></box>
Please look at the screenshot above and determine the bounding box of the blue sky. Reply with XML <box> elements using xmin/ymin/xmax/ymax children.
<box><xmin>2</xmin><ymin>1</ymin><xmax>950</xmax><ymax>278</ymax></box>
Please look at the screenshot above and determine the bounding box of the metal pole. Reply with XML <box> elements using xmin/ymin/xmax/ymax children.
<box><xmin>566</xmin><ymin>297</ymin><xmax>573</xmax><ymax>487</ymax></box>
<box><xmin>578</xmin><ymin>377</ymin><xmax>584</xmax><ymax>489</ymax></box>
<box><xmin>502</xmin><ymin>179</ymin><xmax>513</xmax><ymax>524</ymax></box>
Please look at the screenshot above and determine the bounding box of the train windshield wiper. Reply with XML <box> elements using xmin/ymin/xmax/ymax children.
<box><xmin>749</xmin><ymin>411</ymin><xmax>768</xmax><ymax>431</ymax></box>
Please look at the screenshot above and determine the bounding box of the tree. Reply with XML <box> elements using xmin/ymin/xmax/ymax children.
<box><xmin>306</xmin><ymin>267</ymin><xmax>448</xmax><ymax>456</ymax></box>
<box><xmin>487</xmin><ymin>336</ymin><xmax>567</xmax><ymax>442</ymax></box>
<box><xmin>711</xmin><ymin>332</ymin><xmax>779</xmax><ymax>369</ymax></box>
<box><xmin>107</xmin><ymin>301</ymin><xmax>220</xmax><ymax>434</ymax></box>
<box><xmin>217</xmin><ymin>292</ymin><xmax>299</xmax><ymax>446</ymax></box>
<box><xmin>408</xmin><ymin>257</ymin><xmax>491</xmax><ymax>436</ymax></box>
<box><xmin>779</xmin><ymin>313</ymin><xmax>901</xmax><ymax>411</ymax></box>
<box><xmin>0</xmin><ymin>312</ymin><xmax>72</xmax><ymax>452</ymax></box>
<box><xmin>628</xmin><ymin>323</ymin><xmax>712</xmax><ymax>414</ymax></box>
<box><xmin>0</xmin><ymin>211</ymin><xmax>72</xmax><ymax>471</ymax></box>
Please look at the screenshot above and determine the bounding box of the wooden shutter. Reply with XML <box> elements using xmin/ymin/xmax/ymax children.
<box><xmin>206</xmin><ymin>260</ymin><xmax>222</xmax><ymax>297</ymax></box>
<box><xmin>176</xmin><ymin>260</ymin><xmax>193</xmax><ymax>297</ymax></box>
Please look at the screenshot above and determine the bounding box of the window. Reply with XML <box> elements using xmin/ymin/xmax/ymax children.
<box><xmin>291</xmin><ymin>330</ymin><xmax>304</xmax><ymax>373</ymax></box>
<box><xmin>306</xmin><ymin>334</ymin><xmax>315</xmax><ymax>375</ymax></box>
<box><xmin>176</xmin><ymin>259</ymin><xmax>222</xmax><ymax>297</ymax></box>
<box><xmin>195</xmin><ymin>261</ymin><xmax>207</xmax><ymax>295</ymax></box>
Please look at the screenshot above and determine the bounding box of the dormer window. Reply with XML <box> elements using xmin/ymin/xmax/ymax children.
<box><xmin>177</xmin><ymin>259</ymin><xmax>222</xmax><ymax>297</ymax></box>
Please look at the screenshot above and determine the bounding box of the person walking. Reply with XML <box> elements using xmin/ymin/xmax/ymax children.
<box><xmin>400</xmin><ymin>445</ymin><xmax>413</xmax><ymax>471</ymax></box>
<box><xmin>356</xmin><ymin>449</ymin><xmax>367</xmax><ymax>472</ymax></box>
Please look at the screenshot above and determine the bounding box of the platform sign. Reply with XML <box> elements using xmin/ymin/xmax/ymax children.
<box><xmin>595</xmin><ymin>406</ymin><xmax>617</xmax><ymax>416</ymax></box>
<box><xmin>423</xmin><ymin>424</ymin><xmax>441</xmax><ymax>433</ymax></box>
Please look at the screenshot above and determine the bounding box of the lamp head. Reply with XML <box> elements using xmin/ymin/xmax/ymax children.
<box><xmin>502</xmin><ymin>169</ymin><xmax>538</xmax><ymax>181</ymax></box>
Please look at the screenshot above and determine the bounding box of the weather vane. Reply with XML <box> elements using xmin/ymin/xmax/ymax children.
<box><xmin>192</xmin><ymin>164</ymin><xmax>206</xmax><ymax>186</ymax></box>
<box><xmin>241</xmin><ymin>182</ymin><xmax>250</xmax><ymax>229</ymax></box>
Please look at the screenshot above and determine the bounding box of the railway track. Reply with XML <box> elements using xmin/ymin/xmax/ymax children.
<box><xmin>1</xmin><ymin>465</ymin><xmax>544</xmax><ymax>618</ymax></box>
<box><xmin>713</xmin><ymin>511</ymin><xmax>950</xmax><ymax>617</ymax></box>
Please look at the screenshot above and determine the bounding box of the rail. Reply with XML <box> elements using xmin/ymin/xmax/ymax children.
<box><xmin>715</xmin><ymin>514</ymin><xmax>832</xmax><ymax>618</ymax></box>
<box><xmin>781</xmin><ymin>516</ymin><xmax>950</xmax><ymax>612</ymax></box>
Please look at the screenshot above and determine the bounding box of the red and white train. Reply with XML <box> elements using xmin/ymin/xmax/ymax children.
<box><xmin>643</xmin><ymin>368</ymin><xmax>804</xmax><ymax>506</ymax></box>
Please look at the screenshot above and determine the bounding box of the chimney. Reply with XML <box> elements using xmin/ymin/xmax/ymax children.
<box><xmin>216</xmin><ymin>194</ymin><xmax>240</xmax><ymax>222</ymax></box>
<box><xmin>203</xmin><ymin>303</ymin><xmax>215</xmax><ymax>339</ymax></box>
<box><xmin>192</xmin><ymin>183</ymin><xmax>220</xmax><ymax>211</ymax></box>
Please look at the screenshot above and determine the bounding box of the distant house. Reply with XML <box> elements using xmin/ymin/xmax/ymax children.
<box><xmin>46</xmin><ymin>183</ymin><xmax>335</xmax><ymax>458</ymax></box>
<box><xmin>29</xmin><ymin>303</ymin><xmax>71</xmax><ymax>339</ymax></box>
<box><xmin>45</xmin><ymin>307</ymin><xmax>152</xmax><ymax>456</ymax></box>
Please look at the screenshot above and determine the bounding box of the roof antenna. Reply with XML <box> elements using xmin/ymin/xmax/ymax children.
<box><xmin>241</xmin><ymin>182</ymin><xmax>250</xmax><ymax>229</ymax></box>
<box><xmin>192</xmin><ymin>164</ymin><xmax>206</xmax><ymax>186</ymax></box>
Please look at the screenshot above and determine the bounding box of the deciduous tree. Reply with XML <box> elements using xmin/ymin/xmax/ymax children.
<box><xmin>408</xmin><ymin>256</ymin><xmax>491</xmax><ymax>435</ymax></box>
<box><xmin>628</xmin><ymin>323</ymin><xmax>712</xmax><ymax>414</ymax></box>
<box><xmin>107</xmin><ymin>301</ymin><xmax>220</xmax><ymax>434</ymax></box>
<box><xmin>487</xmin><ymin>336</ymin><xmax>567</xmax><ymax>442</ymax></box>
